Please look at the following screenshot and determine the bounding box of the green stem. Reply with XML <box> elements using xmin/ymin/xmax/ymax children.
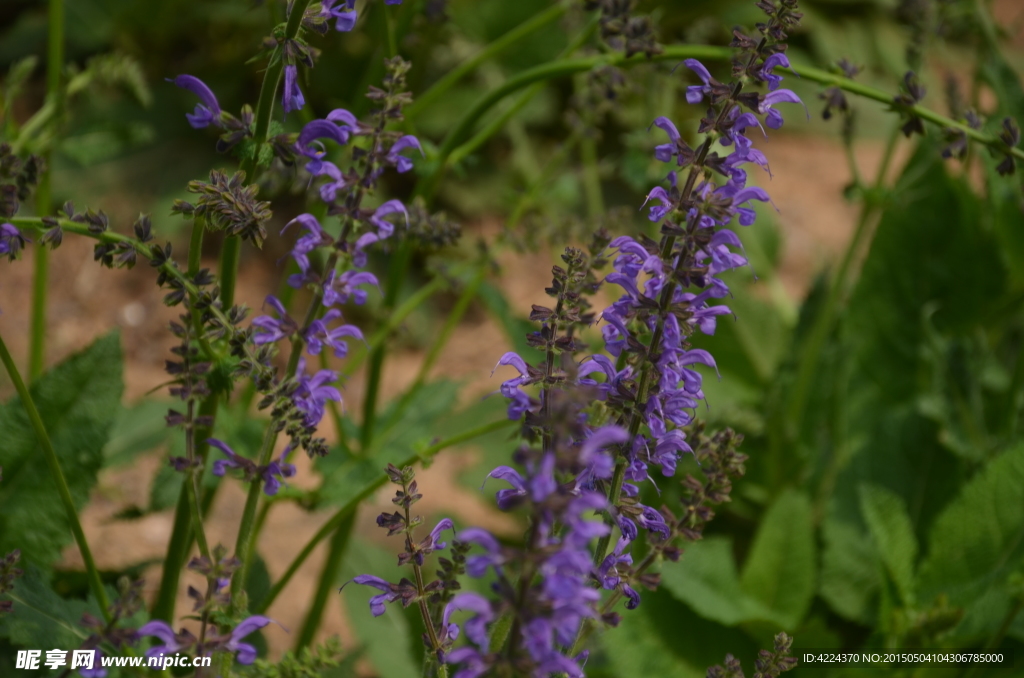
<box><xmin>361</xmin><ymin>242</ymin><xmax>414</xmax><ymax>450</ymax></box>
<box><xmin>295</xmin><ymin>511</ymin><xmax>356</xmax><ymax>650</ymax></box>
<box><xmin>28</xmin><ymin>0</ymin><xmax>64</xmax><ymax>380</ymax></box>
<box><xmin>405</xmin><ymin>1</ymin><xmax>569</xmax><ymax>119</ymax></box>
<box><xmin>255</xmin><ymin>419</ymin><xmax>515</xmax><ymax>614</ymax></box>
<box><xmin>0</xmin><ymin>331</ymin><xmax>111</xmax><ymax>622</ymax></box>
<box><xmin>424</xmin><ymin>45</ymin><xmax>1024</xmax><ymax>196</ymax></box>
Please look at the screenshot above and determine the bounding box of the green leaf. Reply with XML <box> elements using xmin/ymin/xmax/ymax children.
<box><xmin>339</xmin><ymin>539</ymin><xmax>420</xmax><ymax>678</ymax></box>
<box><xmin>818</xmin><ymin>516</ymin><xmax>881</xmax><ymax>624</ymax></box>
<box><xmin>739</xmin><ymin>489</ymin><xmax>815</xmax><ymax>629</ymax></box>
<box><xmin>0</xmin><ymin>333</ymin><xmax>123</xmax><ymax>568</ymax></box>
<box><xmin>847</xmin><ymin>142</ymin><xmax>1007</xmax><ymax>404</ymax></box>
<box><xmin>859</xmin><ymin>484</ymin><xmax>918</xmax><ymax>607</ymax></box>
<box><xmin>660</xmin><ymin>537</ymin><xmax>769</xmax><ymax>626</ymax></box>
<box><xmin>0</xmin><ymin>566</ymin><xmax>96</xmax><ymax>649</ymax></box>
<box><xmin>918</xmin><ymin>444</ymin><xmax>1024</xmax><ymax>640</ymax></box>
<box><xmin>600</xmin><ymin>601</ymin><xmax>702</xmax><ymax>678</ymax></box>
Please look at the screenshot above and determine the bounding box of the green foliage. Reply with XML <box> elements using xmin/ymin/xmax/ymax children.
<box><xmin>739</xmin><ymin>490</ymin><xmax>816</xmax><ymax>630</ymax></box>
<box><xmin>0</xmin><ymin>333</ymin><xmax>123</xmax><ymax>568</ymax></box>
<box><xmin>859</xmin><ymin>484</ymin><xmax>918</xmax><ymax>608</ymax></box>
<box><xmin>918</xmin><ymin>444</ymin><xmax>1024</xmax><ymax>641</ymax></box>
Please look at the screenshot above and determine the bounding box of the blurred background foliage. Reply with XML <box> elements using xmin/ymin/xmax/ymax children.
<box><xmin>2</xmin><ymin>0</ymin><xmax>1024</xmax><ymax>676</ymax></box>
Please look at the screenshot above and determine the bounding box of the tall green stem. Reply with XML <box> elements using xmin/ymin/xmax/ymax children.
<box><xmin>28</xmin><ymin>0</ymin><xmax>65</xmax><ymax>380</ymax></box>
<box><xmin>294</xmin><ymin>512</ymin><xmax>356</xmax><ymax>650</ymax></box>
<box><xmin>0</xmin><ymin>332</ymin><xmax>111</xmax><ymax>622</ymax></box>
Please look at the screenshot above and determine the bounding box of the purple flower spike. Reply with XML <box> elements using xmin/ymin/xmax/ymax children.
<box><xmin>283</xmin><ymin>65</ymin><xmax>305</xmax><ymax>115</ymax></box>
<box><xmin>225</xmin><ymin>615</ymin><xmax>274</xmax><ymax>664</ymax></box>
<box><xmin>386</xmin><ymin>135</ymin><xmax>424</xmax><ymax>173</ymax></box>
<box><xmin>170</xmin><ymin>75</ymin><xmax>222</xmax><ymax>129</ymax></box>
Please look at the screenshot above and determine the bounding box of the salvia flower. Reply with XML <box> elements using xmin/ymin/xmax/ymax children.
<box><xmin>291</xmin><ymin>358</ymin><xmax>342</xmax><ymax>428</ymax></box>
<box><xmin>169</xmin><ymin>75</ymin><xmax>223</xmax><ymax>129</ymax></box>
<box><xmin>0</xmin><ymin>223</ymin><xmax>29</xmax><ymax>261</ymax></box>
<box><xmin>252</xmin><ymin>295</ymin><xmax>299</xmax><ymax>345</ymax></box>
<box><xmin>208</xmin><ymin>438</ymin><xmax>296</xmax><ymax>496</ymax></box>
<box><xmin>282</xmin><ymin>64</ymin><xmax>305</xmax><ymax>115</ymax></box>
<box><xmin>304</xmin><ymin>309</ymin><xmax>364</xmax><ymax>358</ymax></box>
<box><xmin>322</xmin><ymin>0</ymin><xmax>357</xmax><ymax>31</ymax></box>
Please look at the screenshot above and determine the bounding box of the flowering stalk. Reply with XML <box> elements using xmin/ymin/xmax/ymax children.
<box><xmin>218</xmin><ymin>0</ymin><xmax>315</xmax><ymax>309</ymax></box>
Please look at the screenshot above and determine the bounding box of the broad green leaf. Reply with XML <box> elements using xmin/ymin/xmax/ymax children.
<box><xmin>660</xmin><ymin>537</ymin><xmax>770</xmax><ymax>626</ymax></box>
<box><xmin>739</xmin><ymin>489</ymin><xmax>815</xmax><ymax>629</ymax></box>
<box><xmin>859</xmin><ymin>484</ymin><xmax>917</xmax><ymax>607</ymax></box>
<box><xmin>918</xmin><ymin>444</ymin><xmax>1024</xmax><ymax>640</ymax></box>
<box><xmin>818</xmin><ymin>516</ymin><xmax>881</xmax><ymax>624</ymax></box>
<box><xmin>340</xmin><ymin>539</ymin><xmax>420</xmax><ymax>678</ymax></box>
<box><xmin>0</xmin><ymin>566</ymin><xmax>96</xmax><ymax>649</ymax></box>
<box><xmin>0</xmin><ymin>333</ymin><xmax>123</xmax><ymax>567</ymax></box>
<box><xmin>847</xmin><ymin>142</ymin><xmax>1006</xmax><ymax>405</ymax></box>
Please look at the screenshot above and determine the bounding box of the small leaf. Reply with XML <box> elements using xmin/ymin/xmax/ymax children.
<box><xmin>859</xmin><ymin>484</ymin><xmax>918</xmax><ymax>607</ymax></box>
<box><xmin>819</xmin><ymin>516</ymin><xmax>881</xmax><ymax>624</ymax></box>
<box><xmin>661</xmin><ymin>537</ymin><xmax>769</xmax><ymax>626</ymax></box>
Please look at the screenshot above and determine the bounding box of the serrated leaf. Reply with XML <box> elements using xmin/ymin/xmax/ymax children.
<box><xmin>818</xmin><ymin>516</ymin><xmax>881</xmax><ymax>624</ymax></box>
<box><xmin>339</xmin><ymin>539</ymin><xmax>419</xmax><ymax>678</ymax></box>
<box><xmin>0</xmin><ymin>333</ymin><xmax>123</xmax><ymax>568</ymax></box>
<box><xmin>660</xmin><ymin>537</ymin><xmax>769</xmax><ymax>626</ymax></box>
<box><xmin>601</xmin><ymin>600</ymin><xmax>702</xmax><ymax>678</ymax></box>
<box><xmin>739</xmin><ymin>489</ymin><xmax>815</xmax><ymax>629</ymax></box>
<box><xmin>859</xmin><ymin>484</ymin><xmax>918</xmax><ymax>607</ymax></box>
<box><xmin>917</xmin><ymin>444</ymin><xmax>1024</xmax><ymax>640</ymax></box>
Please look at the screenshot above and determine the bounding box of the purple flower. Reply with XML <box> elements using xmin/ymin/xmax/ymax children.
<box><xmin>296</xmin><ymin>114</ymin><xmax>358</xmax><ymax>175</ymax></box>
<box><xmin>758</xmin><ymin>89</ymin><xmax>806</xmax><ymax>129</ymax></box>
<box><xmin>424</xmin><ymin>517</ymin><xmax>455</xmax><ymax>551</ymax></box>
<box><xmin>0</xmin><ymin>223</ymin><xmax>29</xmax><ymax>260</ymax></box>
<box><xmin>642</xmin><ymin>186</ymin><xmax>674</xmax><ymax>222</ymax></box>
<box><xmin>484</xmin><ymin>466</ymin><xmax>528</xmax><ymax>510</ymax></box>
<box><xmin>283</xmin><ymin>65</ymin><xmax>305</xmax><ymax>115</ymax></box>
<box><xmin>292</xmin><ymin>358</ymin><xmax>343</xmax><ymax>427</ymax></box>
<box><xmin>282</xmin><ymin>214</ymin><xmax>332</xmax><ymax>286</ymax></box>
<box><xmin>349</xmin><ymin>575</ymin><xmax>401</xmax><ymax>616</ymax></box>
<box><xmin>316</xmin><ymin>161</ymin><xmax>347</xmax><ymax>203</ymax></box>
<box><xmin>224</xmin><ymin>615</ymin><xmax>274</xmax><ymax>664</ymax></box>
<box><xmin>170</xmin><ymin>75</ymin><xmax>222</xmax><ymax>129</ymax></box>
<box><xmin>136</xmin><ymin>620</ymin><xmax>193</xmax><ymax>658</ymax></box>
<box><xmin>442</xmin><ymin>592</ymin><xmax>494</xmax><ymax>649</ymax></box>
<box><xmin>322</xmin><ymin>0</ymin><xmax>357</xmax><ymax>31</ymax></box>
<box><xmin>760</xmin><ymin>52</ymin><xmax>793</xmax><ymax>91</ymax></box>
<box><xmin>445</xmin><ymin>646</ymin><xmax>490</xmax><ymax>678</ymax></box>
<box><xmin>322</xmin><ymin>269</ymin><xmax>379</xmax><ymax>307</ymax></box>
<box><xmin>683</xmin><ymin>59</ymin><xmax>717</xmax><ymax>105</ymax></box>
<box><xmin>385</xmin><ymin>135</ymin><xmax>423</xmax><ymax>173</ymax></box>
<box><xmin>207</xmin><ymin>438</ymin><xmax>296</xmax><ymax>496</ymax></box>
<box><xmin>459</xmin><ymin>527</ymin><xmax>505</xmax><ymax>577</ymax></box>
<box><xmin>353</xmin><ymin>200</ymin><xmax>407</xmax><ymax>263</ymax></box>
<box><xmin>304</xmin><ymin>309</ymin><xmax>364</xmax><ymax>358</ymax></box>
<box><xmin>252</xmin><ymin>295</ymin><xmax>298</xmax><ymax>345</ymax></box>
